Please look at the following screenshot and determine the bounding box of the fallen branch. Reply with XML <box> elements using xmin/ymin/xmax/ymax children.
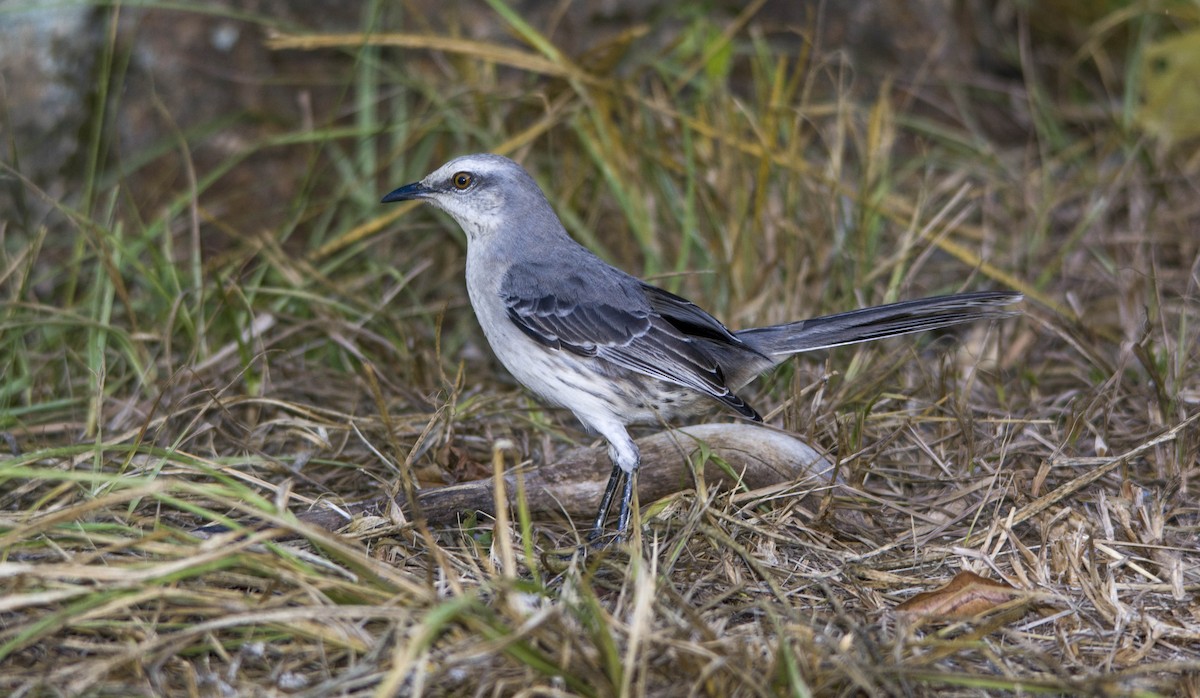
<box><xmin>299</xmin><ymin>423</ymin><xmax>833</xmax><ymax>531</ymax></box>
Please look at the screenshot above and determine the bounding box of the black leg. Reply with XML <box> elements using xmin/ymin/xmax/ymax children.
<box><xmin>589</xmin><ymin>463</ymin><xmax>625</xmax><ymax>541</ymax></box>
<box><xmin>614</xmin><ymin>465</ymin><xmax>637</xmax><ymax>538</ymax></box>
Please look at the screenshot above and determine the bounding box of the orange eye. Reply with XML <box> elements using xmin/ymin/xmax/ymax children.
<box><xmin>452</xmin><ymin>172</ymin><xmax>473</xmax><ymax>190</ymax></box>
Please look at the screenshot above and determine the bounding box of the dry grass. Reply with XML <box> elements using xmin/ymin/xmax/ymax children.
<box><xmin>1</xmin><ymin>1</ymin><xmax>1198</xmax><ymax>696</ymax></box>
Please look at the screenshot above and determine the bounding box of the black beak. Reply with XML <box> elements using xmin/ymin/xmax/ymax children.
<box><xmin>381</xmin><ymin>182</ymin><xmax>430</xmax><ymax>204</ymax></box>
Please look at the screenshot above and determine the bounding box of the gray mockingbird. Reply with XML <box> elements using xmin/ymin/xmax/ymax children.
<box><xmin>382</xmin><ymin>153</ymin><xmax>1021</xmax><ymax>541</ymax></box>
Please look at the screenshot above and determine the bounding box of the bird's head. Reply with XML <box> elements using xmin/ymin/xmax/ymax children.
<box><xmin>382</xmin><ymin>153</ymin><xmax>555</xmax><ymax>242</ymax></box>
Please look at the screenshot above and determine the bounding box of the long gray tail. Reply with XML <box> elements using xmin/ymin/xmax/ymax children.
<box><xmin>735</xmin><ymin>291</ymin><xmax>1022</xmax><ymax>360</ymax></box>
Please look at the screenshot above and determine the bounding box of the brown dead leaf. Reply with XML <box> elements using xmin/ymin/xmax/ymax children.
<box><xmin>437</xmin><ymin>443</ymin><xmax>490</xmax><ymax>484</ymax></box>
<box><xmin>895</xmin><ymin>571</ymin><xmax>1021</xmax><ymax>618</ymax></box>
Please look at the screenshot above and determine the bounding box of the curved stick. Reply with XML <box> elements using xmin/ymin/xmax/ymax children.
<box><xmin>299</xmin><ymin>423</ymin><xmax>833</xmax><ymax>531</ymax></box>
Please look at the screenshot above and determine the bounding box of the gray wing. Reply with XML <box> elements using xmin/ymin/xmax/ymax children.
<box><xmin>500</xmin><ymin>263</ymin><xmax>760</xmax><ymax>420</ymax></box>
<box><xmin>639</xmin><ymin>283</ymin><xmax>740</xmax><ymax>343</ymax></box>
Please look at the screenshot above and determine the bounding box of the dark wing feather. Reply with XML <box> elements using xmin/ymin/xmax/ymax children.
<box><xmin>641</xmin><ymin>283</ymin><xmax>741</xmax><ymax>344</ymax></box>
<box><xmin>500</xmin><ymin>264</ymin><xmax>759</xmax><ymax>420</ymax></box>
<box><xmin>504</xmin><ymin>294</ymin><xmax>636</xmax><ymax>356</ymax></box>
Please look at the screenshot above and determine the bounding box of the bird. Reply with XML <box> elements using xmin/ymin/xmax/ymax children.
<box><xmin>382</xmin><ymin>153</ymin><xmax>1021</xmax><ymax>542</ymax></box>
